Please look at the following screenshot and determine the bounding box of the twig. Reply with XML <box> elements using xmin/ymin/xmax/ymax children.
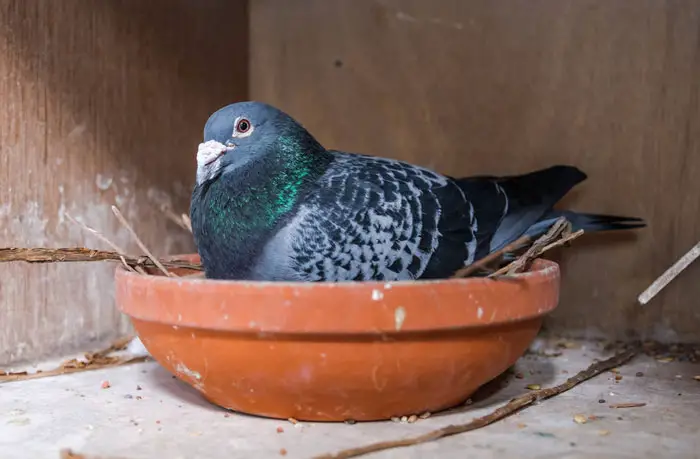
<box><xmin>64</xmin><ymin>213</ymin><xmax>137</xmax><ymax>274</ymax></box>
<box><xmin>494</xmin><ymin>218</ymin><xmax>569</xmax><ymax>276</ymax></box>
<box><xmin>313</xmin><ymin>347</ymin><xmax>638</xmax><ymax>459</ymax></box>
<box><xmin>60</xmin><ymin>448</ymin><xmax>131</xmax><ymax>459</ymax></box>
<box><xmin>157</xmin><ymin>205</ymin><xmax>193</xmax><ymax>234</ymax></box>
<box><xmin>489</xmin><ymin>220</ymin><xmax>583</xmax><ymax>278</ymax></box>
<box><xmin>0</xmin><ymin>247</ymin><xmax>202</xmax><ymax>271</ymax></box>
<box><xmin>609</xmin><ymin>402</ymin><xmax>646</xmax><ymax>409</ymax></box>
<box><xmin>638</xmin><ymin>239</ymin><xmax>700</xmax><ymax>305</ymax></box>
<box><xmin>111</xmin><ymin>206</ymin><xmax>174</xmax><ymax>277</ymax></box>
<box><xmin>181</xmin><ymin>213</ymin><xmax>193</xmax><ymax>233</ymax></box>
<box><xmin>0</xmin><ymin>336</ymin><xmax>150</xmax><ymax>384</ymax></box>
<box><xmin>452</xmin><ymin>235</ymin><xmax>531</xmax><ymax>278</ymax></box>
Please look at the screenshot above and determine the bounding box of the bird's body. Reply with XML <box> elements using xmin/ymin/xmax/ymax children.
<box><xmin>190</xmin><ymin>101</ymin><xmax>645</xmax><ymax>282</ymax></box>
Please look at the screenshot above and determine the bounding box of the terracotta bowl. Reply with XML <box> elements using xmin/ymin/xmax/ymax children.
<box><xmin>115</xmin><ymin>255</ymin><xmax>560</xmax><ymax>422</ymax></box>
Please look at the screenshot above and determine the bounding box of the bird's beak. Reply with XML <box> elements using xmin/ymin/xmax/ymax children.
<box><xmin>197</xmin><ymin>140</ymin><xmax>233</xmax><ymax>167</ymax></box>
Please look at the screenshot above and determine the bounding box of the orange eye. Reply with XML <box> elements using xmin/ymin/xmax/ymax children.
<box><xmin>236</xmin><ymin>118</ymin><xmax>251</xmax><ymax>133</ymax></box>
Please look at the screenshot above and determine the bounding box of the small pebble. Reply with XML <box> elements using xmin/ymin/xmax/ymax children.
<box><xmin>407</xmin><ymin>415</ymin><xmax>418</xmax><ymax>423</ymax></box>
<box><xmin>419</xmin><ymin>412</ymin><xmax>431</xmax><ymax>419</ymax></box>
<box><xmin>279</xmin><ymin>448</ymin><xmax>287</xmax><ymax>456</ymax></box>
<box><xmin>400</xmin><ymin>416</ymin><xmax>408</xmax><ymax>423</ymax></box>
<box><xmin>693</xmin><ymin>375</ymin><xmax>700</xmax><ymax>381</ymax></box>
<box><xmin>124</xmin><ymin>394</ymin><xmax>133</xmax><ymax>399</ymax></box>
<box><xmin>515</xmin><ymin>372</ymin><xmax>524</xmax><ymax>379</ymax></box>
<box><xmin>136</xmin><ymin>385</ymin><xmax>142</xmax><ymax>390</ymax></box>
<box><xmin>598</xmin><ymin>399</ymin><xmax>606</xmax><ymax>404</ymax></box>
<box><xmin>615</xmin><ymin>374</ymin><xmax>623</xmax><ymax>381</ymax></box>
<box><xmin>636</xmin><ymin>372</ymin><xmax>644</xmax><ymax>377</ymax></box>
<box><xmin>344</xmin><ymin>419</ymin><xmax>356</xmax><ymax>425</ymax></box>
<box><xmin>573</xmin><ymin>414</ymin><xmax>587</xmax><ymax>424</ymax></box>
<box><xmin>391</xmin><ymin>417</ymin><xmax>400</xmax><ymax>423</ymax></box>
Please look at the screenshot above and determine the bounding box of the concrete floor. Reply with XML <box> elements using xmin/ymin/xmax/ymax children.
<box><xmin>1</xmin><ymin>339</ymin><xmax>699</xmax><ymax>459</ymax></box>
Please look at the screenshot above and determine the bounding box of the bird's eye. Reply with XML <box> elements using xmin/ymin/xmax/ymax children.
<box><xmin>236</xmin><ymin>118</ymin><xmax>251</xmax><ymax>133</ymax></box>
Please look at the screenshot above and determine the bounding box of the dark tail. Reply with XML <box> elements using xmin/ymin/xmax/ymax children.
<box><xmin>454</xmin><ymin>165</ymin><xmax>645</xmax><ymax>255</ymax></box>
<box><xmin>539</xmin><ymin>209</ymin><xmax>646</xmax><ymax>233</ymax></box>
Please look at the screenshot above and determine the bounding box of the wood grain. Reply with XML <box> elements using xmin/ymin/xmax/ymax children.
<box><xmin>0</xmin><ymin>0</ymin><xmax>247</xmax><ymax>364</ymax></box>
<box><xmin>250</xmin><ymin>0</ymin><xmax>700</xmax><ymax>341</ymax></box>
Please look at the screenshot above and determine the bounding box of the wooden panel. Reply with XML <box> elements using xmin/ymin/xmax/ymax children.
<box><xmin>0</xmin><ymin>0</ymin><xmax>248</xmax><ymax>364</ymax></box>
<box><xmin>250</xmin><ymin>0</ymin><xmax>700</xmax><ymax>341</ymax></box>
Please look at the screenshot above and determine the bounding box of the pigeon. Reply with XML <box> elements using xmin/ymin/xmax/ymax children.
<box><xmin>190</xmin><ymin>101</ymin><xmax>645</xmax><ymax>282</ymax></box>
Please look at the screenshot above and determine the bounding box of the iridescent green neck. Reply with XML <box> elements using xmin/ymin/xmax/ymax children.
<box><xmin>203</xmin><ymin>132</ymin><xmax>332</xmax><ymax>241</ymax></box>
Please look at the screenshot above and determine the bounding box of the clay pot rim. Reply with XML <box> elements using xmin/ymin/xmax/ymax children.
<box><xmin>118</xmin><ymin>255</ymin><xmax>557</xmax><ymax>287</ymax></box>
<box><xmin>116</xmin><ymin>256</ymin><xmax>560</xmax><ymax>334</ymax></box>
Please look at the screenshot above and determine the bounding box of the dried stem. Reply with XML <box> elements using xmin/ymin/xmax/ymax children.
<box><xmin>111</xmin><ymin>206</ymin><xmax>174</xmax><ymax>277</ymax></box>
<box><xmin>638</xmin><ymin>239</ymin><xmax>700</xmax><ymax>305</ymax></box>
<box><xmin>451</xmin><ymin>235</ymin><xmax>531</xmax><ymax>278</ymax></box>
<box><xmin>60</xmin><ymin>449</ymin><xmax>131</xmax><ymax>459</ymax></box>
<box><xmin>157</xmin><ymin>205</ymin><xmax>193</xmax><ymax>234</ymax></box>
<box><xmin>489</xmin><ymin>219</ymin><xmax>583</xmax><ymax>278</ymax></box>
<box><xmin>313</xmin><ymin>347</ymin><xmax>638</xmax><ymax>459</ymax></box>
<box><xmin>0</xmin><ymin>336</ymin><xmax>149</xmax><ymax>384</ymax></box>
<box><xmin>65</xmin><ymin>213</ymin><xmax>137</xmax><ymax>274</ymax></box>
<box><xmin>0</xmin><ymin>248</ymin><xmax>202</xmax><ymax>271</ymax></box>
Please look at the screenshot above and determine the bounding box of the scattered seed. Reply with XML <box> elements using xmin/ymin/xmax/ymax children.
<box><xmin>517</xmin><ymin>423</ymin><xmax>527</xmax><ymax>429</ymax></box>
<box><xmin>124</xmin><ymin>394</ymin><xmax>133</xmax><ymax>399</ymax></box>
<box><xmin>675</xmin><ymin>374</ymin><xmax>682</xmax><ymax>379</ymax></box>
<box><xmin>573</xmin><ymin>414</ymin><xmax>587</xmax><ymax>424</ymax></box>
<box><xmin>419</xmin><ymin>412</ymin><xmax>431</xmax><ymax>419</ymax></box>
<box><xmin>598</xmin><ymin>430</ymin><xmax>611</xmax><ymax>436</ymax></box>
<box><xmin>276</xmin><ymin>426</ymin><xmax>284</xmax><ymax>433</ymax></box>
<box><xmin>598</xmin><ymin>399</ymin><xmax>606</xmax><ymax>404</ymax></box>
<box><xmin>400</xmin><ymin>416</ymin><xmax>408</xmax><ymax>423</ymax></box>
<box><xmin>391</xmin><ymin>417</ymin><xmax>400</xmax><ymax>423</ymax></box>
<box><xmin>344</xmin><ymin>419</ymin><xmax>356</xmax><ymax>425</ymax></box>
<box><xmin>635</xmin><ymin>372</ymin><xmax>644</xmax><ymax>377</ymax></box>
<box><xmin>657</xmin><ymin>357</ymin><xmax>674</xmax><ymax>363</ymax></box>
<box><xmin>526</xmin><ymin>384</ymin><xmax>541</xmax><ymax>390</ymax></box>
<box><xmin>693</xmin><ymin>376</ymin><xmax>700</xmax><ymax>381</ymax></box>
<box><xmin>224</xmin><ymin>413</ymin><xmax>231</xmax><ymax>418</ymax></box>
<box><xmin>135</xmin><ymin>396</ymin><xmax>142</xmax><ymax>400</ymax></box>
<box><xmin>588</xmin><ymin>415</ymin><xmax>598</xmax><ymax>421</ymax></box>
<box><xmin>287</xmin><ymin>418</ymin><xmax>298</xmax><ymax>425</ymax></box>
<box><xmin>407</xmin><ymin>415</ymin><xmax>418</xmax><ymax>423</ymax></box>
<box><xmin>101</xmin><ymin>381</ymin><xmax>111</xmax><ymax>389</ymax></box>
<box><xmin>279</xmin><ymin>448</ymin><xmax>287</xmax><ymax>456</ymax></box>
<box><xmin>609</xmin><ymin>402</ymin><xmax>646</xmax><ymax>409</ymax></box>
<box><xmin>615</xmin><ymin>375</ymin><xmax>623</xmax><ymax>381</ymax></box>
<box><xmin>156</xmin><ymin>420</ymin><xmax>161</xmax><ymax>424</ymax></box>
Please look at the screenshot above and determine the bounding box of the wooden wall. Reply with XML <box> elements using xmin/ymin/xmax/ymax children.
<box><xmin>0</xmin><ymin>0</ymin><xmax>247</xmax><ymax>365</ymax></box>
<box><xmin>250</xmin><ymin>0</ymin><xmax>700</xmax><ymax>341</ymax></box>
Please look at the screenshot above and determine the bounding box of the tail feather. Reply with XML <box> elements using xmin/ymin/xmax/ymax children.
<box><xmin>454</xmin><ymin>165</ymin><xmax>646</xmax><ymax>258</ymax></box>
<box><xmin>544</xmin><ymin>210</ymin><xmax>646</xmax><ymax>232</ymax></box>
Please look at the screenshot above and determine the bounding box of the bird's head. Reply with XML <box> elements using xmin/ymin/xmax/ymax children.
<box><xmin>195</xmin><ymin>101</ymin><xmax>322</xmax><ymax>185</ymax></box>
